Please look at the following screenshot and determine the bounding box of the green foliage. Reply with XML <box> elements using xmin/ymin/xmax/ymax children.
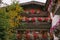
<box><xmin>0</xmin><ymin>2</ymin><xmax>23</xmax><ymax>40</ymax></box>
<box><xmin>0</xmin><ymin>7</ymin><xmax>9</xmax><ymax>40</ymax></box>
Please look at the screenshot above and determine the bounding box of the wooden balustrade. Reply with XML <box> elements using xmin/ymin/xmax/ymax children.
<box><xmin>20</xmin><ymin>11</ymin><xmax>49</xmax><ymax>17</ymax></box>
<box><xmin>17</xmin><ymin>22</ymin><xmax>51</xmax><ymax>29</ymax></box>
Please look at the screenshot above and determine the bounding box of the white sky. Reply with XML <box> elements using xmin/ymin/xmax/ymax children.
<box><xmin>2</xmin><ymin>0</ymin><xmax>47</xmax><ymax>5</ymax></box>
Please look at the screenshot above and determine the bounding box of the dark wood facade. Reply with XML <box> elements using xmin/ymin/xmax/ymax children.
<box><xmin>55</xmin><ymin>6</ymin><xmax>60</xmax><ymax>15</ymax></box>
<box><xmin>17</xmin><ymin>1</ymin><xmax>52</xmax><ymax>31</ymax></box>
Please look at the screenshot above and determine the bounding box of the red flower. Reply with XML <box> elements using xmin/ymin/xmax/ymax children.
<box><xmin>31</xmin><ymin>17</ymin><xmax>35</xmax><ymax>22</ymax></box>
<box><xmin>26</xmin><ymin>30</ymin><xmax>30</xmax><ymax>33</ymax></box>
<box><xmin>45</xmin><ymin>18</ymin><xmax>48</xmax><ymax>21</ymax></box>
<box><xmin>38</xmin><ymin>17</ymin><xmax>42</xmax><ymax>21</ymax></box>
<box><xmin>25</xmin><ymin>17</ymin><xmax>29</xmax><ymax>21</ymax></box>
<box><xmin>26</xmin><ymin>33</ymin><xmax>30</xmax><ymax>40</ymax></box>
<box><xmin>33</xmin><ymin>32</ymin><xmax>38</xmax><ymax>38</ymax></box>
<box><xmin>30</xmin><ymin>9</ymin><xmax>35</xmax><ymax>14</ymax></box>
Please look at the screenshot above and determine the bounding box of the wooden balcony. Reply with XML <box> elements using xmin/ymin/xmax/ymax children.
<box><xmin>20</xmin><ymin>11</ymin><xmax>49</xmax><ymax>17</ymax></box>
<box><xmin>17</xmin><ymin>22</ymin><xmax>51</xmax><ymax>29</ymax></box>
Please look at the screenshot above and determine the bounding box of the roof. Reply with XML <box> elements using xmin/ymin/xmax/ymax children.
<box><xmin>20</xmin><ymin>1</ymin><xmax>45</xmax><ymax>6</ymax></box>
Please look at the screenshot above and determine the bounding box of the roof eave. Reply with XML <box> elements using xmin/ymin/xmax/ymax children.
<box><xmin>20</xmin><ymin>1</ymin><xmax>45</xmax><ymax>6</ymax></box>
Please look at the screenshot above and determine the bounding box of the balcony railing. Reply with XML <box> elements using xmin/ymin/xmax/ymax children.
<box><xmin>19</xmin><ymin>17</ymin><xmax>52</xmax><ymax>23</ymax></box>
<box><xmin>20</xmin><ymin>11</ymin><xmax>49</xmax><ymax>17</ymax></box>
<box><xmin>17</xmin><ymin>22</ymin><xmax>51</xmax><ymax>29</ymax></box>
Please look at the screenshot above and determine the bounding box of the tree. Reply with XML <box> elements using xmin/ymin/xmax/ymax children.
<box><xmin>0</xmin><ymin>2</ymin><xmax>23</xmax><ymax>40</ymax></box>
<box><xmin>0</xmin><ymin>7</ymin><xmax>10</xmax><ymax>40</ymax></box>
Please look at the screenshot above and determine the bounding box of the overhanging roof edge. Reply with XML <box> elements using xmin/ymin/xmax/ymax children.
<box><xmin>20</xmin><ymin>1</ymin><xmax>45</xmax><ymax>6</ymax></box>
